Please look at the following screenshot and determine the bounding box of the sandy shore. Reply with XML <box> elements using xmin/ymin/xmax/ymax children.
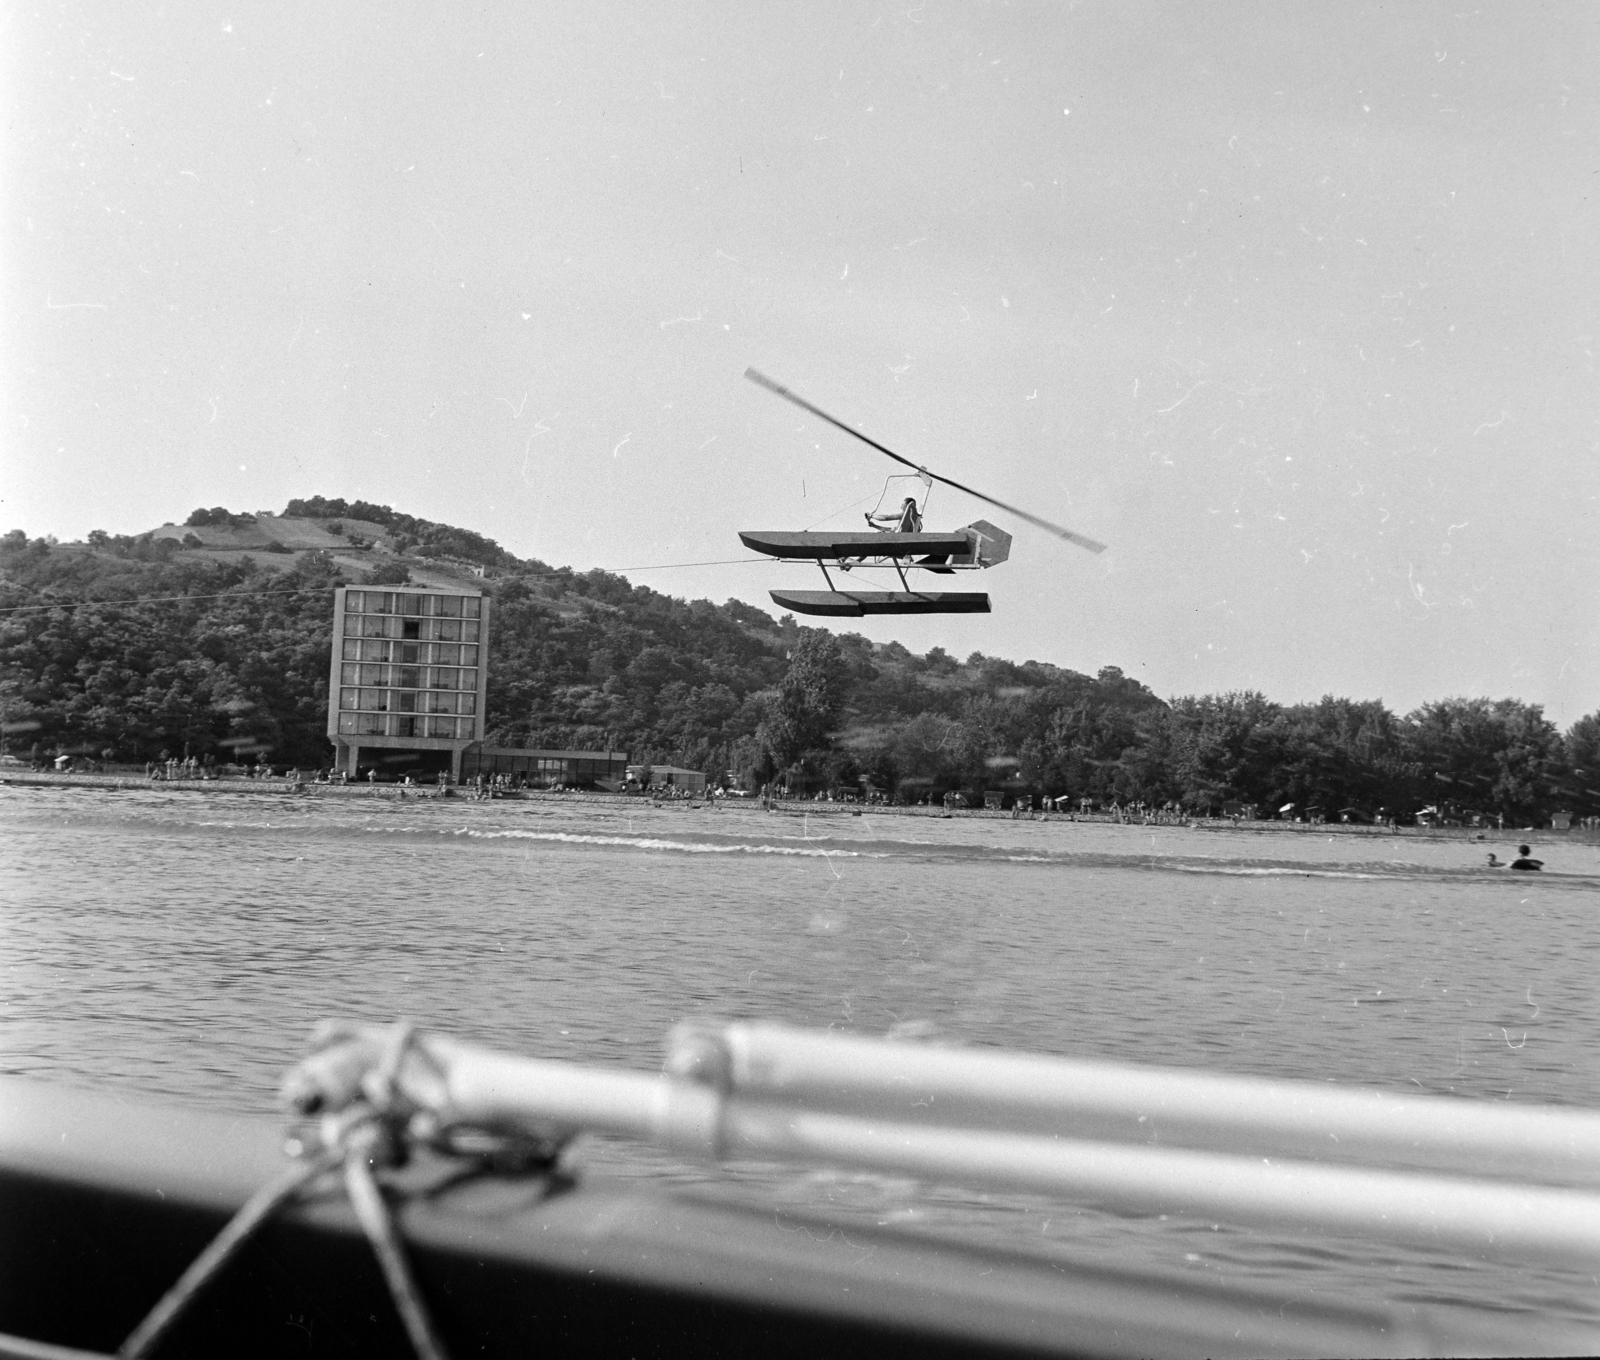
<box><xmin>4</xmin><ymin>769</ymin><xmax>1588</xmax><ymax>842</ymax></box>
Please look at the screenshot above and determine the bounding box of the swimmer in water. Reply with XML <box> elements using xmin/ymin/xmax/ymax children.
<box><xmin>1509</xmin><ymin>844</ymin><xmax>1544</xmax><ymax>871</ymax></box>
<box><xmin>1486</xmin><ymin>853</ymin><xmax>1503</xmax><ymax>867</ymax></box>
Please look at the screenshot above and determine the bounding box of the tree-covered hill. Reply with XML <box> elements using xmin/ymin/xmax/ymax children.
<box><xmin>2</xmin><ymin>503</ymin><xmax>1595</xmax><ymax>823</ymax></box>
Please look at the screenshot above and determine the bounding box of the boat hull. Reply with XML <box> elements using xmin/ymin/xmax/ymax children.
<box><xmin>769</xmin><ymin>589</ymin><xmax>991</xmax><ymax>617</ymax></box>
<box><xmin>0</xmin><ymin>1076</ymin><xmax>1431</xmax><ymax>1359</ymax></box>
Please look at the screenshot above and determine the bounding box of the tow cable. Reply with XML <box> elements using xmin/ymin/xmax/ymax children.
<box><xmin>1</xmin><ymin>1022</ymin><xmax>566</xmax><ymax>1360</ymax></box>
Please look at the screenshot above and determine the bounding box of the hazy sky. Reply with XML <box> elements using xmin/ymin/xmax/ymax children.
<box><xmin>5</xmin><ymin>2</ymin><xmax>1597</xmax><ymax>721</ymax></box>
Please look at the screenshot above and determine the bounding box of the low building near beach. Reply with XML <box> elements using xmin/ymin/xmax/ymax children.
<box><xmin>463</xmin><ymin>747</ymin><xmax>629</xmax><ymax>789</ymax></box>
<box><xmin>627</xmin><ymin>764</ymin><xmax>706</xmax><ymax>796</ymax></box>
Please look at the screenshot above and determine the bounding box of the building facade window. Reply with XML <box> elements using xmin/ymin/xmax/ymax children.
<box><xmin>340</xmin><ymin>638</ymin><xmax>479</xmax><ymax>666</ymax></box>
<box><xmin>343</xmin><ymin>590</ymin><xmax>481</xmax><ymax>620</ymax></box>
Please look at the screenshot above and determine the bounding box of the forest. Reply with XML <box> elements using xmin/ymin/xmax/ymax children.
<box><xmin>2</xmin><ymin>505</ymin><xmax>1596</xmax><ymax>824</ymax></box>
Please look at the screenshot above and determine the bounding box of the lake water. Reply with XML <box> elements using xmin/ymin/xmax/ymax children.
<box><xmin>3</xmin><ymin>785</ymin><xmax>1598</xmax><ymax>1349</ymax></box>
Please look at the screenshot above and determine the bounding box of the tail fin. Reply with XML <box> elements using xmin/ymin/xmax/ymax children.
<box><xmin>962</xmin><ymin>520</ymin><xmax>1012</xmax><ymax>568</ymax></box>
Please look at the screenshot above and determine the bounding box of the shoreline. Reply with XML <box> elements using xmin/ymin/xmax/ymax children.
<box><xmin>3</xmin><ymin>770</ymin><xmax>1592</xmax><ymax>844</ymax></box>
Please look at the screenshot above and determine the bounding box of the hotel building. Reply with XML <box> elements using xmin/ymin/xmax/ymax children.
<box><xmin>326</xmin><ymin>586</ymin><xmax>489</xmax><ymax>780</ymax></box>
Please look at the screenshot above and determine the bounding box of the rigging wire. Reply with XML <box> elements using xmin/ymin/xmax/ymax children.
<box><xmin>803</xmin><ymin>490</ymin><xmax>881</xmax><ymax>533</ymax></box>
<box><xmin>613</xmin><ymin>557</ymin><xmax>773</xmax><ymax>572</ymax></box>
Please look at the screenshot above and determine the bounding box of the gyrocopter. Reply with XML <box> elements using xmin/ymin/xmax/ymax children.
<box><xmin>739</xmin><ymin>368</ymin><xmax>1106</xmax><ymax>617</ymax></box>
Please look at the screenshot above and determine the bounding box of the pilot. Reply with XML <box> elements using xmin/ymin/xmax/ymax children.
<box><xmin>868</xmin><ymin>497</ymin><xmax>922</xmax><ymax>533</ymax></box>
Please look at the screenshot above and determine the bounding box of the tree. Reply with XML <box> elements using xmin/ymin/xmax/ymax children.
<box><xmin>884</xmin><ymin>711</ymin><xmax>962</xmax><ymax>799</ymax></box>
<box><xmin>1268</xmin><ymin>696</ymin><xmax>1405</xmax><ymax>818</ymax></box>
<box><xmin>1404</xmin><ymin>698</ymin><xmax>1565</xmax><ymax>825</ymax></box>
<box><xmin>1566</xmin><ymin>712</ymin><xmax>1600</xmax><ymax>815</ymax></box>
<box><xmin>757</xmin><ymin>631</ymin><xmax>850</xmax><ymax>772</ymax></box>
<box><xmin>1162</xmin><ymin>692</ymin><xmax>1284</xmax><ymax>813</ymax></box>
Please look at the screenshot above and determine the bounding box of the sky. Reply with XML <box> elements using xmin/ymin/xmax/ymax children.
<box><xmin>4</xmin><ymin>1</ymin><xmax>1597</xmax><ymax>723</ymax></box>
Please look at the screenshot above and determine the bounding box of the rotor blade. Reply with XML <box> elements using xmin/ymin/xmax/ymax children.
<box><xmin>744</xmin><ymin>368</ymin><xmax>1107</xmax><ymax>554</ymax></box>
<box><xmin>745</xmin><ymin>368</ymin><xmax>922</xmax><ymax>472</ymax></box>
<box><xmin>924</xmin><ymin>472</ymin><xmax>1108</xmax><ymax>554</ymax></box>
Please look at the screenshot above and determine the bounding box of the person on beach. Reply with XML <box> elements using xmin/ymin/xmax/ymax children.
<box><xmin>1509</xmin><ymin>844</ymin><xmax>1544</xmax><ymax>871</ymax></box>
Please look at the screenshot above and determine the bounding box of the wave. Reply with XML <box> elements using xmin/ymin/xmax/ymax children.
<box><xmin>1170</xmin><ymin>864</ymin><xmax>1387</xmax><ymax>880</ymax></box>
<box><xmin>449</xmin><ymin>827</ymin><xmax>870</xmax><ymax>858</ymax></box>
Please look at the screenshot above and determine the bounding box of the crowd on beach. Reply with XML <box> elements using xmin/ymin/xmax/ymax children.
<box><xmin>758</xmin><ymin>787</ymin><xmax>1210</xmax><ymax>824</ymax></box>
<box><xmin>7</xmin><ymin>760</ymin><xmax>1586</xmax><ymax>867</ymax></box>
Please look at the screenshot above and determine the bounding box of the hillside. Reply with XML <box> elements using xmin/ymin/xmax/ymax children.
<box><xmin>2</xmin><ymin>501</ymin><xmax>1595</xmax><ymax>820</ymax></box>
<box><xmin>0</xmin><ymin>500</ymin><xmax>1157</xmax><ymax>791</ymax></box>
